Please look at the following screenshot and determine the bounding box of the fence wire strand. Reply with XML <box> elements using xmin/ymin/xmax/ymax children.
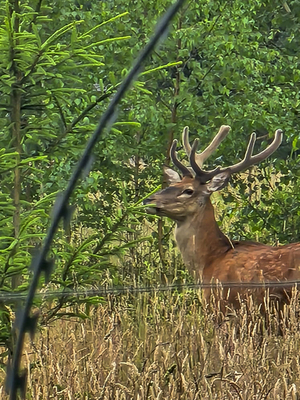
<box><xmin>2</xmin><ymin>280</ymin><xmax>300</xmax><ymax>303</ymax></box>
<box><xmin>5</xmin><ymin>1</ymin><xmax>186</xmax><ymax>398</ymax></box>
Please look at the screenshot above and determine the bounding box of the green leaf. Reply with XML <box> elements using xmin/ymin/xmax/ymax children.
<box><xmin>113</xmin><ymin>122</ymin><xmax>141</xmax><ymax>127</ymax></box>
<box><xmin>83</xmin><ymin>36</ymin><xmax>131</xmax><ymax>50</ymax></box>
<box><xmin>80</xmin><ymin>12</ymin><xmax>129</xmax><ymax>39</ymax></box>
<box><xmin>41</xmin><ymin>21</ymin><xmax>83</xmax><ymax>51</ymax></box>
<box><xmin>140</xmin><ymin>61</ymin><xmax>182</xmax><ymax>76</ymax></box>
<box><xmin>31</xmin><ymin>24</ymin><xmax>42</xmax><ymax>49</ymax></box>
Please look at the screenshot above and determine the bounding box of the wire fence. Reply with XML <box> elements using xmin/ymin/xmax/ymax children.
<box><xmin>1</xmin><ymin>280</ymin><xmax>300</xmax><ymax>303</ymax></box>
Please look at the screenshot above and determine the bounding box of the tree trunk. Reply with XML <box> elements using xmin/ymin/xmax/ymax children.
<box><xmin>157</xmin><ymin>14</ymin><xmax>182</xmax><ymax>271</ymax></box>
<box><xmin>9</xmin><ymin>0</ymin><xmax>22</xmax><ymax>289</ymax></box>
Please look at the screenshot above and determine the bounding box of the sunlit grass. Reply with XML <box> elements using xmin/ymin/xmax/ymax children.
<box><xmin>1</xmin><ymin>289</ymin><xmax>300</xmax><ymax>399</ymax></box>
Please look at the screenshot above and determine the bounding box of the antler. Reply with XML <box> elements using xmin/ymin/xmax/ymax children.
<box><xmin>170</xmin><ymin>139</ymin><xmax>193</xmax><ymax>177</ymax></box>
<box><xmin>183</xmin><ymin>125</ymin><xmax>231</xmax><ymax>167</ymax></box>
<box><xmin>190</xmin><ymin>129</ymin><xmax>283</xmax><ymax>183</ymax></box>
<box><xmin>170</xmin><ymin>125</ymin><xmax>230</xmax><ymax>178</ymax></box>
<box><xmin>225</xmin><ymin>129</ymin><xmax>283</xmax><ymax>174</ymax></box>
<box><xmin>170</xmin><ymin>125</ymin><xmax>283</xmax><ymax>183</ymax></box>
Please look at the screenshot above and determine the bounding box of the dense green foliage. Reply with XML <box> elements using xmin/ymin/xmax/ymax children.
<box><xmin>0</xmin><ymin>0</ymin><xmax>300</xmax><ymax>357</ymax></box>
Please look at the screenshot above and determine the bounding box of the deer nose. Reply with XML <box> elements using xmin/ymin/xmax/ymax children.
<box><xmin>143</xmin><ymin>197</ymin><xmax>153</xmax><ymax>205</ymax></box>
<box><xmin>143</xmin><ymin>197</ymin><xmax>159</xmax><ymax>215</ymax></box>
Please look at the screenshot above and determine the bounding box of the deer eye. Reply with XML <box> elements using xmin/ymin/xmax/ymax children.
<box><xmin>182</xmin><ymin>189</ymin><xmax>194</xmax><ymax>196</ymax></box>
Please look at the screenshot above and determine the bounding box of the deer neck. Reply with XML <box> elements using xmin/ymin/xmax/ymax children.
<box><xmin>174</xmin><ymin>198</ymin><xmax>231</xmax><ymax>279</ymax></box>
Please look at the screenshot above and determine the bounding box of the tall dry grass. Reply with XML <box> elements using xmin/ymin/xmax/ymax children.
<box><xmin>1</xmin><ymin>289</ymin><xmax>300</xmax><ymax>399</ymax></box>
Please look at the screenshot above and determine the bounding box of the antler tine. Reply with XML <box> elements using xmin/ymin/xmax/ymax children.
<box><xmin>170</xmin><ymin>139</ymin><xmax>193</xmax><ymax>177</ymax></box>
<box><xmin>226</xmin><ymin>129</ymin><xmax>283</xmax><ymax>175</ymax></box>
<box><xmin>196</xmin><ymin>125</ymin><xmax>231</xmax><ymax>167</ymax></box>
<box><xmin>182</xmin><ymin>126</ymin><xmax>192</xmax><ymax>156</ymax></box>
<box><xmin>190</xmin><ymin>139</ymin><xmax>221</xmax><ymax>183</ymax></box>
<box><xmin>182</xmin><ymin>125</ymin><xmax>231</xmax><ymax>167</ymax></box>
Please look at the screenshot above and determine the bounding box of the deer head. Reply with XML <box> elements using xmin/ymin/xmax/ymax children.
<box><xmin>144</xmin><ymin>125</ymin><xmax>282</xmax><ymax>223</ymax></box>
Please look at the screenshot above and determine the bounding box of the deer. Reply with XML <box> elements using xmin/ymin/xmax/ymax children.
<box><xmin>144</xmin><ymin>125</ymin><xmax>300</xmax><ymax>312</ymax></box>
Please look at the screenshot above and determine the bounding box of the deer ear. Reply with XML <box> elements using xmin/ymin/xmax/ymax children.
<box><xmin>205</xmin><ymin>171</ymin><xmax>230</xmax><ymax>193</ymax></box>
<box><xmin>163</xmin><ymin>167</ymin><xmax>181</xmax><ymax>184</ymax></box>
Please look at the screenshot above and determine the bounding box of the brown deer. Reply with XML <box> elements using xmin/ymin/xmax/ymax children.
<box><xmin>144</xmin><ymin>125</ymin><xmax>300</xmax><ymax>310</ymax></box>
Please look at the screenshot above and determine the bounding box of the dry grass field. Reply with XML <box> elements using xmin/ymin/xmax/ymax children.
<box><xmin>1</xmin><ymin>289</ymin><xmax>300</xmax><ymax>399</ymax></box>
